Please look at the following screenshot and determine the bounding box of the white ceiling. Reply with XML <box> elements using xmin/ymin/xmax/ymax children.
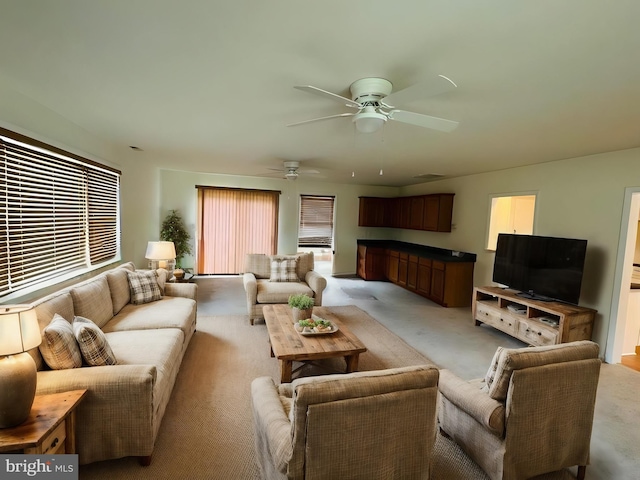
<box><xmin>1</xmin><ymin>1</ymin><xmax>639</xmax><ymax>187</ymax></box>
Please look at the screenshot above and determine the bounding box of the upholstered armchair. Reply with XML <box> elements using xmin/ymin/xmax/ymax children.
<box><xmin>438</xmin><ymin>340</ymin><xmax>601</xmax><ymax>480</ymax></box>
<box><xmin>242</xmin><ymin>253</ymin><xmax>327</xmax><ymax>325</ymax></box>
<box><xmin>251</xmin><ymin>365</ymin><xmax>440</xmax><ymax>480</ymax></box>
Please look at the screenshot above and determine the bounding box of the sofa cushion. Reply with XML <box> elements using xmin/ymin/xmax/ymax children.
<box><xmin>488</xmin><ymin>340</ymin><xmax>600</xmax><ymax>401</ymax></box>
<box><xmin>70</xmin><ymin>276</ymin><xmax>114</xmax><ymax>329</ymax></box>
<box><xmin>102</xmin><ymin>296</ymin><xmax>197</xmax><ymax>345</ymax></box>
<box><xmin>106</xmin><ymin>328</ymin><xmax>184</xmax><ymax>423</ymax></box>
<box><xmin>245</xmin><ymin>253</ymin><xmax>272</xmax><ymax>279</ymax></box>
<box><xmin>40</xmin><ymin>314</ymin><xmax>83</xmax><ymax>370</ymax></box>
<box><xmin>256</xmin><ymin>279</ymin><xmax>314</xmax><ymax>304</ymax></box>
<box><xmin>127</xmin><ymin>270</ymin><xmax>163</xmax><ymax>305</ymax></box>
<box><xmin>270</xmin><ymin>256</ymin><xmax>299</xmax><ymax>282</ymax></box>
<box><xmin>295</xmin><ymin>252</ymin><xmax>314</xmax><ymax>281</ymax></box>
<box><xmin>73</xmin><ymin>316</ymin><xmax>118</xmax><ymax>366</ymax></box>
<box><xmin>106</xmin><ymin>268</ymin><xmax>131</xmax><ymax>316</ymax></box>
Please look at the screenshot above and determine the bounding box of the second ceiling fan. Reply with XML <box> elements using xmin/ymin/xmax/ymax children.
<box><xmin>288</xmin><ymin>75</ymin><xmax>460</xmax><ymax>134</ymax></box>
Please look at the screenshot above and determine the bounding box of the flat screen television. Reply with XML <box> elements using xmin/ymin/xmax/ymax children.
<box><xmin>493</xmin><ymin>234</ymin><xmax>588</xmax><ymax>305</ymax></box>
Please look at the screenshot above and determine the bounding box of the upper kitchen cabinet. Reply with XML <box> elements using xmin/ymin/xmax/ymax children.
<box><xmin>358</xmin><ymin>194</ymin><xmax>454</xmax><ymax>232</ymax></box>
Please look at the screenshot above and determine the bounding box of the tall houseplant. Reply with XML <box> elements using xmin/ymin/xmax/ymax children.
<box><xmin>160</xmin><ymin>209</ymin><xmax>192</xmax><ymax>268</ymax></box>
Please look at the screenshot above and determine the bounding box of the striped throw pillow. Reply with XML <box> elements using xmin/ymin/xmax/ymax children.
<box><xmin>269</xmin><ymin>257</ymin><xmax>299</xmax><ymax>282</ymax></box>
<box><xmin>41</xmin><ymin>314</ymin><xmax>83</xmax><ymax>370</ymax></box>
<box><xmin>127</xmin><ymin>270</ymin><xmax>163</xmax><ymax>305</ymax></box>
<box><xmin>72</xmin><ymin>316</ymin><xmax>117</xmax><ymax>366</ymax></box>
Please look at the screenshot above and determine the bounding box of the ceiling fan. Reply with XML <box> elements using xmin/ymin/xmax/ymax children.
<box><xmin>263</xmin><ymin>160</ymin><xmax>320</xmax><ymax>181</ymax></box>
<box><xmin>288</xmin><ymin>75</ymin><xmax>459</xmax><ymax>134</ymax></box>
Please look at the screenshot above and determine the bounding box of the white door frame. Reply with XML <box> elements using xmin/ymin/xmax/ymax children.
<box><xmin>606</xmin><ymin>187</ymin><xmax>640</xmax><ymax>363</ymax></box>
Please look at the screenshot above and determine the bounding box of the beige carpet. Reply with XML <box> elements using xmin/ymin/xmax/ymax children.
<box><xmin>79</xmin><ymin>307</ymin><xmax>574</xmax><ymax>479</ymax></box>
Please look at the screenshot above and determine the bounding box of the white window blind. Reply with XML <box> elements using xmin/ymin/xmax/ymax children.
<box><xmin>298</xmin><ymin>195</ymin><xmax>334</xmax><ymax>248</ymax></box>
<box><xmin>0</xmin><ymin>130</ymin><xmax>120</xmax><ymax>298</ymax></box>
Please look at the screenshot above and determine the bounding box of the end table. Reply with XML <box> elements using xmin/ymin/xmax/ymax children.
<box><xmin>0</xmin><ymin>389</ymin><xmax>87</xmax><ymax>455</ymax></box>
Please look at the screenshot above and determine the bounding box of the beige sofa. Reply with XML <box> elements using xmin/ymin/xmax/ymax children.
<box><xmin>242</xmin><ymin>253</ymin><xmax>327</xmax><ymax>325</ymax></box>
<box><xmin>28</xmin><ymin>262</ymin><xmax>197</xmax><ymax>465</ymax></box>
<box><xmin>251</xmin><ymin>365</ymin><xmax>440</xmax><ymax>480</ymax></box>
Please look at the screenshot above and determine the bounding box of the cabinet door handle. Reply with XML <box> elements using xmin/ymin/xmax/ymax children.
<box><xmin>51</xmin><ymin>437</ymin><xmax>59</xmax><ymax>449</ymax></box>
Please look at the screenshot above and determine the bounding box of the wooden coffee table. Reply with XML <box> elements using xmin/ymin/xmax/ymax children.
<box><xmin>263</xmin><ymin>304</ymin><xmax>367</xmax><ymax>383</ymax></box>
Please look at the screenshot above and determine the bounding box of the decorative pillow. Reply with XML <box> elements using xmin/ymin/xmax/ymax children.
<box><xmin>156</xmin><ymin>268</ymin><xmax>168</xmax><ymax>295</ymax></box>
<box><xmin>72</xmin><ymin>316</ymin><xmax>117</xmax><ymax>366</ymax></box>
<box><xmin>40</xmin><ymin>314</ymin><xmax>83</xmax><ymax>370</ymax></box>
<box><xmin>269</xmin><ymin>256</ymin><xmax>299</xmax><ymax>282</ymax></box>
<box><xmin>483</xmin><ymin>346</ymin><xmax>504</xmax><ymax>392</ymax></box>
<box><xmin>126</xmin><ymin>270</ymin><xmax>163</xmax><ymax>305</ymax></box>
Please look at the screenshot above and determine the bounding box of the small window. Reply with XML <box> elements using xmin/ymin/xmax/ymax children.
<box><xmin>487</xmin><ymin>194</ymin><xmax>536</xmax><ymax>250</ymax></box>
<box><xmin>298</xmin><ymin>195</ymin><xmax>335</xmax><ymax>248</ymax></box>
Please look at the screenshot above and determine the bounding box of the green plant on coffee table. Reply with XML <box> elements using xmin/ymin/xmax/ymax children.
<box><xmin>288</xmin><ymin>294</ymin><xmax>314</xmax><ymax>310</ymax></box>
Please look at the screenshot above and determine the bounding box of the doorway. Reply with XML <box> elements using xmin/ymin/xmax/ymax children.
<box><xmin>607</xmin><ymin>188</ymin><xmax>640</xmax><ymax>368</ymax></box>
<box><xmin>297</xmin><ymin>195</ymin><xmax>335</xmax><ymax>276</ymax></box>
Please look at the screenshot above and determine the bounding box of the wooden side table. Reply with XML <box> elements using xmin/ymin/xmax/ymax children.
<box><xmin>0</xmin><ymin>389</ymin><xmax>87</xmax><ymax>455</ymax></box>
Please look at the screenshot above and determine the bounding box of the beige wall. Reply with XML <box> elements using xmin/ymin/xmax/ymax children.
<box><xmin>399</xmin><ymin>147</ymin><xmax>640</xmax><ymax>353</ymax></box>
<box><xmin>158</xmin><ymin>169</ymin><xmax>396</xmax><ymax>275</ymax></box>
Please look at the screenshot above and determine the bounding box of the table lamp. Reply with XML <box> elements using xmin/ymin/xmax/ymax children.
<box><xmin>0</xmin><ymin>305</ymin><xmax>42</xmax><ymax>428</ymax></box>
<box><xmin>145</xmin><ymin>241</ymin><xmax>177</xmax><ymax>275</ymax></box>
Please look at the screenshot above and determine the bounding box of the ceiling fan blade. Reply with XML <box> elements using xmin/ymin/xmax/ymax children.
<box><xmin>388</xmin><ymin>110</ymin><xmax>459</xmax><ymax>132</ymax></box>
<box><xmin>294</xmin><ymin>85</ymin><xmax>361</xmax><ymax>108</ymax></box>
<box><xmin>287</xmin><ymin>112</ymin><xmax>355</xmax><ymax>127</ymax></box>
<box><xmin>382</xmin><ymin>75</ymin><xmax>457</xmax><ymax>108</ymax></box>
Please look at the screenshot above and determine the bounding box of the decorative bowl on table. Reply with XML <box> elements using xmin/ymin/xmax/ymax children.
<box><xmin>294</xmin><ymin>318</ymin><xmax>338</xmax><ymax>335</ymax></box>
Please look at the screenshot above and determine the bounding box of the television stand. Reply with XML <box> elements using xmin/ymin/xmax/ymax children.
<box><xmin>473</xmin><ymin>286</ymin><xmax>596</xmax><ymax>346</ymax></box>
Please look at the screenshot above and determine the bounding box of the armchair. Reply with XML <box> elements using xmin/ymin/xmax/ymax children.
<box><xmin>251</xmin><ymin>365</ymin><xmax>440</xmax><ymax>480</ymax></box>
<box><xmin>243</xmin><ymin>253</ymin><xmax>327</xmax><ymax>325</ymax></box>
<box><xmin>438</xmin><ymin>340</ymin><xmax>601</xmax><ymax>480</ymax></box>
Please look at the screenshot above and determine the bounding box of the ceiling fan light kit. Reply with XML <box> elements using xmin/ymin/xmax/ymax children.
<box><xmin>353</xmin><ymin>108</ymin><xmax>387</xmax><ymax>133</ymax></box>
<box><xmin>289</xmin><ymin>75</ymin><xmax>459</xmax><ymax>134</ymax></box>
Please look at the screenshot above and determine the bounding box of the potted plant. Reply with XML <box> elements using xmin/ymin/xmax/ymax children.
<box><xmin>160</xmin><ymin>209</ymin><xmax>193</xmax><ymax>270</ymax></box>
<box><xmin>288</xmin><ymin>294</ymin><xmax>314</xmax><ymax>323</ymax></box>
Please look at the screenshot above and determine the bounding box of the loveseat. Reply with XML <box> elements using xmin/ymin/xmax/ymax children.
<box><xmin>28</xmin><ymin>262</ymin><xmax>197</xmax><ymax>465</ymax></box>
<box><xmin>242</xmin><ymin>253</ymin><xmax>327</xmax><ymax>325</ymax></box>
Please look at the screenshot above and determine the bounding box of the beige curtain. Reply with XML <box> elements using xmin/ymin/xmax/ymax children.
<box><xmin>197</xmin><ymin>187</ymin><xmax>279</xmax><ymax>274</ymax></box>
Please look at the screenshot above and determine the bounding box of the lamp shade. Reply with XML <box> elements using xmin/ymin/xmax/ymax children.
<box><xmin>0</xmin><ymin>305</ymin><xmax>41</xmax><ymax>356</ymax></box>
<box><xmin>354</xmin><ymin>110</ymin><xmax>386</xmax><ymax>133</ymax></box>
<box><xmin>145</xmin><ymin>241</ymin><xmax>176</xmax><ymax>260</ymax></box>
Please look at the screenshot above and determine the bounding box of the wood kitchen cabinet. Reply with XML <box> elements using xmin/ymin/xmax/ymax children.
<box><xmin>358</xmin><ymin>194</ymin><xmax>454</xmax><ymax>232</ymax></box>
<box><xmin>416</xmin><ymin>258</ymin><xmax>432</xmax><ymax>296</ymax></box>
<box><xmin>358</xmin><ymin>197</ymin><xmax>387</xmax><ymax>227</ymax></box>
<box><xmin>407</xmin><ymin>255</ymin><xmax>419</xmax><ymax>290</ymax></box>
<box><xmin>386</xmin><ymin>250</ymin><xmax>399</xmax><ymax>283</ymax></box>
<box><xmin>357</xmin><ymin>245</ymin><xmax>386</xmax><ymax>280</ymax></box>
<box><xmin>397</xmin><ymin>252</ymin><xmax>409</xmax><ymax>287</ymax></box>
<box><xmin>357</xmin><ymin>241</ymin><xmax>476</xmax><ymax>307</ymax></box>
<box><xmin>409</xmin><ymin>197</ymin><xmax>424</xmax><ymax>230</ymax></box>
<box><xmin>423</xmin><ymin>194</ymin><xmax>454</xmax><ymax>232</ymax></box>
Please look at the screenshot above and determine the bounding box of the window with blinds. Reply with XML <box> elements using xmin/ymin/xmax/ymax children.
<box><xmin>298</xmin><ymin>195</ymin><xmax>335</xmax><ymax>248</ymax></box>
<box><xmin>0</xmin><ymin>129</ymin><xmax>121</xmax><ymax>298</ymax></box>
